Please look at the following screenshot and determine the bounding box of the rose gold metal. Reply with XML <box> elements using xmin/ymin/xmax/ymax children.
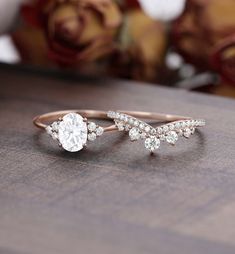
<box><xmin>33</xmin><ymin>109</ymin><xmax>191</xmax><ymax>133</ymax></box>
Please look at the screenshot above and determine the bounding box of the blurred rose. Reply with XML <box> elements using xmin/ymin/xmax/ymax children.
<box><xmin>172</xmin><ymin>0</ymin><xmax>235</xmax><ymax>84</ymax></box>
<box><xmin>21</xmin><ymin>0</ymin><xmax>122</xmax><ymax>66</ymax></box>
<box><xmin>110</xmin><ymin>9</ymin><xmax>167</xmax><ymax>82</ymax></box>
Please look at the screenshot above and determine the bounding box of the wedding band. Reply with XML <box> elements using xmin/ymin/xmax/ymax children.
<box><xmin>33</xmin><ymin>109</ymin><xmax>205</xmax><ymax>153</ymax></box>
<box><xmin>107</xmin><ymin>111</ymin><xmax>205</xmax><ymax>152</ymax></box>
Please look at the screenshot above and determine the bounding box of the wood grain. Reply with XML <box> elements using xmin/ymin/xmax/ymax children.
<box><xmin>0</xmin><ymin>66</ymin><xmax>235</xmax><ymax>254</ymax></box>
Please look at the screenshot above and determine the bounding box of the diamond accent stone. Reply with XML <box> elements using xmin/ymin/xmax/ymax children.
<box><xmin>57</xmin><ymin>113</ymin><xmax>87</xmax><ymax>152</ymax></box>
<box><xmin>96</xmin><ymin>126</ymin><xmax>104</xmax><ymax>136</ymax></box>
<box><xmin>150</xmin><ymin>129</ymin><xmax>156</xmax><ymax>135</ymax></box>
<box><xmin>159</xmin><ymin>134</ymin><xmax>166</xmax><ymax>141</ymax></box>
<box><xmin>170</xmin><ymin>124</ymin><xmax>175</xmax><ymax>131</ymax></box>
<box><xmin>88</xmin><ymin>122</ymin><xmax>96</xmax><ymax>132</ymax></box>
<box><xmin>139</xmin><ymin>123</ymin><xmax>145</xmax><ymax>129</ymax></box>
<box><xmin>178</xmin><ymin>129</ymin><xmax>183</xmax><ymax>136</ymax></box>
<box><xmin>88</xmin><ymin>132</ymin><xmax>96</xmax><ymax>141</ymax></box>
<box><xmin>175</xmin><ymin>122</ymin><xmax>181</xmax><ymax>129</ymax></box>
<box><xmin>129</xmin><ymin>118</ymin><xmax>134</xmax><ymax>125</ymax></box>
<box><xmin>145</xmin><ymin>136</ymin><xmax>160</xmax><ymax>152</ymax></box>
<box><xmin>181</xmin><ymin>122</ymin><xmax>186</xmax><ymax>128</ymax></box>
<box><xmin>157</xmin><ymin>127</ymin><xmax>162</xmax><ymax>134</ymax></box>
<box><xmin>166</xmin><ymin>131</ymin><xmax>178</xmax><ymax>144</ymax></box>
<box><xmin>125</xmin><ymin>124</ymin><xmax>131</xmax><ymax>131</ymax></box>
<box><xmin>117</xmin><ymin>121</ymin><xmax>125</xmax><ymax>131</ymax></box>
<box><xmin>140</xmin><ymin>132</ymin><xmax>147</xmax><ymax>139</ymax></box>
<box><xmin>129</xmin><ymin>127</ymin><xmax>141</xmax><ymax>141</ymax></box>
<box><xmin>134</xmin><ymin>120</ymin><xmax>139</xmax><ymax>127</ymax></box>
<box><xmin>163</xmin><ymin>125</ymin><xmax>169</xmax><ymax>133</ymax></box>
<box><xmin>183</xmin><ymin>128</ymin><xmax>191</xmax><ymax>138</ymax></box>
<box><xmin>145</xmin><ymin>125</ymin><xmax>150</xmax><ymax>132</ymax></box>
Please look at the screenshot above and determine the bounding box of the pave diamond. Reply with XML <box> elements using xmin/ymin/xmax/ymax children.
<box><xmin>144</xmin><ymin>136</ymin><xmax>160</xmax><ymax>152</ymax></box>
<box><xmin>166</xmin><ymin>131</ymin><xmax>178</xmax><ymax>144</ymax></box>
<box><xmin>145</xmin><ymin>125</ymin><xmax>150</xmax><ymax>132</ymax></box>
<box><xmin>183</xmin><ymin>128</ymin><xmax>191</xmax><ymax>138</ymax></box>
<box><xmin>163</xmin><ymin>125</ymin><xmax>169</xmax><ymax>133</ymax></box>
<box><xmin>57</xmin><ymin>113</ymin><xmax>87</xmax><ymax>152</ymax></box>
<box><xmin>129</xmin><ymin>127</ymin><xmax>141</xmax><ymax>141</ymax></box>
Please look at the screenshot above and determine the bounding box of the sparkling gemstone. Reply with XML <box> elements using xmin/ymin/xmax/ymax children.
<box><xmin>183</xmin><ymin>128</ymin><xmax>191</xmax><ymax>138</ymax></box>
<box><xmin>88</xmin><ymin>132</ymin><xmax>96</xmax><ymax>141</ymax></box>
<box><xmin>157</xmin><ymin>127</ymin><xmax>162</xmax><ymax>134</ymax></box>
<box><xmin>145</xmin><ymin>125</ymin><xmax>150</xmax><ymax>132</ymax></box>
<box><xmin>159</xmin><ymin>134</ymin><xmax>166</xmax><ymax>141</ymax></box>
<box><xmin>96</xmin><ymin>126</ymin><xmax>104</xmax><ymax>136</ymax></box>
<box><xmin>140</xmin><ymin>132</ymin><xmax>147</xmax><ymax>139</ymax></box>
<box><xmin>139</xmin><ymin>123</ymin><xmax>145</xmax><ymax>129</ymax></box>
<box><xmin>134</xmin><ymin>120</ymin><xmax>139</xmax><ymax>127</ymax></box>
<box><xmin>58</xmin><ymin>113</ymin><xmax>87</xmax><ymax>152</ymax></box>
<box><xmin>120</xmin><ymin>114</ymin><xmax>125</xmax><ymax>121</ymax></box>
<box><xmin>117</xmin><ymin>121</ymin><xmax>125</xmax><ymax>131</ymax></box>
<box><xmin>129</xmin><ymin>118</ymin><xmax>134</xmax><ymax>125</ymax></box>
<box><xmin>163</xmin><ymin>125</ymin><xmax>169</xmax><ymax>133</ymax></box>
<box><xmin>145</xmin><ymin>136</ymin><xmax>160</xmax><ymax>152</ymax></box>
<box><xmin>181</xmin><ymin>122</ymin><xmax>186</xmax><ymax>128</ymax></box>
<box><xmin>123</xmin><ymin>115</ymin><xmax>128</xmax><ymax>122</ymax></box>
<box><xmin>166</xmin><ymin>131</ymin><xmax>178</xmax><ymax>144</ymax></box>
<box><xmin>129</xmin><ymin>127</ymin><xmax>140</xmax><ymax>141</ymax></box>
<box><xmin>175</xmin><ymin>122</ymin><xmax>180</xmax><ymax>129</ymax></box>
<box><xmin>107</xmin><ymin>111</ymin><xmax>114</xmax><ymax>118</ymax></box>
<box><xmin>88</xmin><ymin>122</ymin><xmax>96</xmax><ymax>132</ymax></box>
<box><xmin>178</xmin><ymin>129</ymin><xmax>183</xmax><ymax>136</ymax></box>
<box><xmin>150</xmin><ymin>128</ymin><xmax>156</xmax><ymax>135</ymax></box>
<box><xmin>125</xmin><ymin>124</ymin><xmax>131</xmax><ymax>131</ymax></box>
<box><xmin>169</xmin><ymin>124</ymin><xmax>174</xmax><ymax>131</ymax></box>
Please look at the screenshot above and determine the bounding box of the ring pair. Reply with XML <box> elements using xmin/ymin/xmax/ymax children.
<box><xmin>33</xmin><ymin>110</ymin><xmax>205</xmax><ymax>153</ymax></box>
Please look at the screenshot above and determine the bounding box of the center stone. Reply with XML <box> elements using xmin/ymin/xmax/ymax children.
<box><xmin>58</xmin><ymin>113</ymin><xmax>87</xmax><ymax>152</ymax></box>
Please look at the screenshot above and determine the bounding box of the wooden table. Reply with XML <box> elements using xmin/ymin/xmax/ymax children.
<box><xmin>0</xmin><ymin>66</ymin><xmax>235</xmax><ymax>254</ymax></box>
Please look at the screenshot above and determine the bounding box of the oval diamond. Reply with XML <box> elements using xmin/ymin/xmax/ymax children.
<box><xmin>58</xmin><ymin>113</ymin><xmax>87</xmax><ymax>152</ymax></box>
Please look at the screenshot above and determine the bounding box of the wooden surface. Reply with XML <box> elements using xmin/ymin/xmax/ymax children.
<box><xmin>0</xmin><ymin>66</ymin><xmax>235</xmax><ymax>254</ymax></box>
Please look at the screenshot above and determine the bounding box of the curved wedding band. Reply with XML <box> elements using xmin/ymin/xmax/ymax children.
<box><xmin>33</xmin><ymin>109</ymin><xmax>205</xmax><ymax>152</ymax></box>
<box><xmin>107</xmin><ymin>111</ymin><xmax>205</xmax><ymax>152</ymax></box>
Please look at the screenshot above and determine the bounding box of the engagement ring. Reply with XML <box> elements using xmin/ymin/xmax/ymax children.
<box><xmin>34</xmin><ymin>110</ymin><xmax>205</xmax><ymax>153</ymax></box>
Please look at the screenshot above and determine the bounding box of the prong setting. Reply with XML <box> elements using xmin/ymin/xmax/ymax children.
<box><xmin>46</xmin><ymin>113</ymin><xmax>104</xmax><ymax>152</ymax></box>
